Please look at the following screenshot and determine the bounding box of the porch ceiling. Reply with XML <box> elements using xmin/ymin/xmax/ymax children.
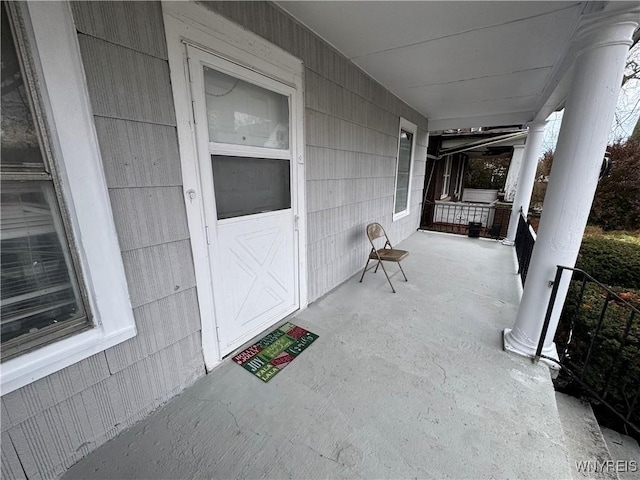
<box><xmin>275</xmin><ymin>1</ymin><xmax>603</xmax><ymax>130</ymax></box>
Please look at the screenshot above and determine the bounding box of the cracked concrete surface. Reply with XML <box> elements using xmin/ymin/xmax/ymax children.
<box><xmin>63</xmin><ymin>231</ymin><xmax>570</xmax><ymax>479</ymax></box>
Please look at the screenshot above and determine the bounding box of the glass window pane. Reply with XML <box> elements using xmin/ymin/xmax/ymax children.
<box><xmin>395</xmin><ymin>130</ymin><xmax>413</xmax><ymax>213</ymax></box>
<box><xmin>1</xmin><ymin>4</ymin><xmax>46</xmax><ymax>173</ymax></box>
<box><xmin>204</xmin><ymin>67</ymin><xmax>289</xmax><ymax>149</ymax></box>
<box><xmin>1</xmin><ymin>182</ymin><xmax>87</xmax><ymax>348</ymax></box>
<box><xmin>212</xmin><ymin>155</ymin><xmax>291</xmax><ymax>220</ymax></box>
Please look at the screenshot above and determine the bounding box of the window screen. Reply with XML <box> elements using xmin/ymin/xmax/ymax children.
<box><xmin>211</xmin><ymin>155</ymin><xmax>291</xmax><ymax>220</ymax></box>
<box><xmin>204</xmin><ymin>67</ymin><xmax>289</xmax><ymax>149</ymax></box>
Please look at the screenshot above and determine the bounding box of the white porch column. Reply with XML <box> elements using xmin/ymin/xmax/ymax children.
<box><xmin>504</xmin><ymin>10</ymin><xmax>639</xmax><ymax>359</ymax></box>
<box><xmin>503</xmin><ymin>144</ymin><xmax>526</xmax><ymax>202</ymax></box>
<box><xmin>502</xmin><ymin>123</ymin><xmax>546</xmax><ymax>244</ymax></box>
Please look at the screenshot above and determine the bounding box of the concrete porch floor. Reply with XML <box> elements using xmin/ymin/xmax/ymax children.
<box><xmin>64</xmin><ymin>231</ymin><xmax>570</xmax><ymax>479</ymax></box>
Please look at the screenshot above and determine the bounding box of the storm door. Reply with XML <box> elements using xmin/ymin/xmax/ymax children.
<box><xmin>187</xmin><ymin>46</ymin><xmax>299</xmax><ymax>355</ymax></box>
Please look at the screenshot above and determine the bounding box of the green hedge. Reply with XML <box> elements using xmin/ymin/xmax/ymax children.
<box><xmin>575</xmin><ymin>236</ymin><xmax>640</xmax><ymax>289</ymax></box>
<box><xmin>556</xmin><ymin>283</ymin><xmax>640</xmax><ymax>430</ymax></box>
<box><xmin>556</xmin><ymin>236</ymin><xmax>640</xmax><ymax>434</ymax></box>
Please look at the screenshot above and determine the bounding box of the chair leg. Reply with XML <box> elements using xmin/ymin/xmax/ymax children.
<box><xmin>398</xmin><ymin>262</ymin><xmax>408</xmax><ymax>282</ymax></box>
<box><xmin>359</xmin><ymin>258</ymin><xmax>371</xmax><ymax>283</ymax></box>
<box><xmin>377</xmin><ymin>261</ymin><xmax>396</xmax><ymax>293</ymax></box>
<box><xmin>374</xmin><ymin>260</ymin><xmax>381</xmax><ymax>273</ymax></box>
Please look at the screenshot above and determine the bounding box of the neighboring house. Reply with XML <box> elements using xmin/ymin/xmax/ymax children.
<box><xmin>421</xmin><ymin>127</ymin><xmax>527</xmax><ymax>236</ymax></box>
<box><xmin>0</xmin><ymin>1</ymin><xmax>638</xmax><ymax>478</ymax></box>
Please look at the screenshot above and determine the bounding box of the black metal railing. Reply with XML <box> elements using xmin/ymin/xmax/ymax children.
<box><xmin>420</xmin><ymin>200</ymin><xmax>504</xmax><ymax>239</ymax></box>
<box><xmin>536</xmin><ymin>266</ymin><xmax>640</xmax><ymax>437</ymax></box>
<box><xmin>514</xmin><ymin>209</ymin><xmax>535</xmax><ymax>285</ymax></box>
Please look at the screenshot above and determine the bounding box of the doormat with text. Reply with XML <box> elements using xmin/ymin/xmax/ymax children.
<box><xmin>232</xmin><ymin>322</ymin><xmax>318</xmax><ymax>382</ymax></box>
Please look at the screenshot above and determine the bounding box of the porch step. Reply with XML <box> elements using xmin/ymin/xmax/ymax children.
<box><xmin>555</xmin><ymin>392</ymin><xmax>618</xmax><ymax>480</ymax></box>
<box><xmin>601</xmin><ymin>427</ymin><xmax>640</xmax><ymax>480</ymax></box>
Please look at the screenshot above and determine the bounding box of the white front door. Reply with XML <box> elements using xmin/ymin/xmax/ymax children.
<box><xmin>187</xmin><ymin>46</ymin><xmax>300</xmax><ymax>355</ymax></box>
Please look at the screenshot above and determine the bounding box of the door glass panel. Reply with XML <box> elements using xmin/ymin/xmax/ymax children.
<box><xmin>204</xmin><ymin>67</ymin><xmax>289</xmax><ymax>149</ymax></box>
<box><xmin>212</xmin><ymin>155</ymin><xmax>290</xmax><ymax>220</ymax></box>
<box><xmin>395</xmin><ymin>130</ymin><xmax>413</xmax><ymax>213</ymax></box>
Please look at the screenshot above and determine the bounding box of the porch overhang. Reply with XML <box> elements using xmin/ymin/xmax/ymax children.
<box><xmin>277</xmin><ymin>1</ymin><xmax>639</xmax><ymax>130</ymax></box>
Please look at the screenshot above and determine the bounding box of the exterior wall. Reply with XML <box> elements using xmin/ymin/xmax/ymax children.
<box><xmin>201</xmin><ymin>1</ymin><xmax>429</xmax><ymax>301</ymax></box>
<box><xmin>1</xmin><ymin>2</ymin><xmax>430</xmax><ymax>478</ymax></box>
<box><xmin>1</xmin><ymin>3</ymin><xmax>204</xmax><ymax>479</ymax></box>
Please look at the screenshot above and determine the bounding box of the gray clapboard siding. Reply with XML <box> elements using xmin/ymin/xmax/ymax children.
<box><xmin>306</xmin><ymin>148</ymin><xmax>392</xmax><ymax>181</ymax></box>
<box><xmin>78</xmin><ymin>35</ymin><xmax>175</xmax><ymax>126</ymax></box>
<box><xmin>1</xmin><ymin>355</ymin><xmax>111</xmax><ymax>427</ymax></box>
<box><xmin>1</xmin><ymin>3</ymin><xmax>205</xmax><ymax>479</ymax></box>
<box><xmin>121</xmin><ymin>240</ymin><xmax>197</xmax><ymax>309</ymax></box>
<box><xmin>94</xmin><ymin>118</ymin><xmax>182</xmax><ymax>188</ymax></box>
<box><xmin>70</xmin><ymin>1</ymin><xmax>168</xmax><ymax>60</ymax></box>
<box><xmin>1</xmin><ymin>433</ymin><xmax>23</xmax><ymax>479</ymax></box>
<box><xmin>6</xmin><ymin>333</ymin><xmax>203</xmax><ymax>480</ymax></box>
<box><xmin>104</xmin><ymin>288</ymin><xmax>202</xmax><ymax>374</ymax></box>
<box><xmin>305</xmin><ymin>70</ymin><xmax>399</xmax><ymax>135</ymax></box>
<box><xmin>108</xmin><ymin>187</ymin><xmax>190</xmax><ymax>252</ymax></box>
<box><xmin>305</xmin><ymin>110</ymin><xmax>399</xmax><ymax>157</ymax></box>
<box><xmin>1</xmin><ymin>399</ymin><xmax>12</xmax><ymax>433</ymax></box>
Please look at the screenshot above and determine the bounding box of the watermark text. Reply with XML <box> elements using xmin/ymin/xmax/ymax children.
<box><xmin>575</xmin><ymin>460</ymin><xmax>637</xmax><ymax>474</ymax></box>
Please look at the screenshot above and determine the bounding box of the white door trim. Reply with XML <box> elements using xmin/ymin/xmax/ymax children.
<box><xmin>187</xmin><ymin>45</ymin><xmax>299</xmax><ymax>354</ymax></box>
<box><xmin>163</xmin><ymin>1</ymin><xmax>307</xmax><ymax>371</ymax></box>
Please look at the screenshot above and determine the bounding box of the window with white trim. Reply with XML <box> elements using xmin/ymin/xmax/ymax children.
<box><xmin>1</xmin><ymin>2</ymin><xmax>91</xmax><ymax>361</ymax></box>
<box><xmin>441</xmin><ymin>156</ymin><xmax>452</xmax><ymax>199</ymax></box>
<box><xmin>1</xmin><ymin>1</ymin><xmax>135</xmax><ymax>394</ymax></box>
<box><xmin>393</xmin><ymin>118</ymin><xmax>417</xmax><ymax>220</ymax></box>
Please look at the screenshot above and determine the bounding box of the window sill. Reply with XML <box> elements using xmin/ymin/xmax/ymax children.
<box><xmin>1</xmin><ymin>325</ymin><xmax>136</xmax><ymax>393</ymax></box>
<box><xmin>393</xmin><ymin>209</ymin><xmax>410</xmax><ymax>222</ymax></box>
